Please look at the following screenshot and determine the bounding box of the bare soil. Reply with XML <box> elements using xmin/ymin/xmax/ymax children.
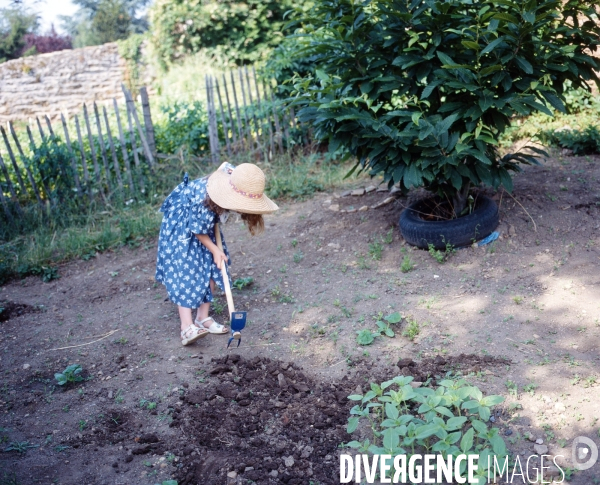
<box><xmin>1</xmin><ymin>153</ymin><xmax>600</xmax><ymax>485</ymax></box>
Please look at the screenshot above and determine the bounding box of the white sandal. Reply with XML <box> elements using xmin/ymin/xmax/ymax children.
<box><xmin>181</xmin><ymin>324</ymin><xmax>209</xmax><ymax>346</ymax></box>
<box><xmin>195</xmin><ymin>317</ymin><xmax>229</xmax><ymax>335</ymax></box>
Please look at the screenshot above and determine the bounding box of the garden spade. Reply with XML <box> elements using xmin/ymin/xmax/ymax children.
<box><xmin>215</xmin><ymin>223</ymin><xmax>246</xmax><ymax>347</ymax></box>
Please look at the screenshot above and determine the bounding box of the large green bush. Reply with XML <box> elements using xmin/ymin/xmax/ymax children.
<box><xmin>291</xmin><ymin>0</ymin><xmax>600</xmax><ymax>215</ymax></box>
<box><xmin>149</xmin><ymin>0</ymin><xmax>295</xmax><ymax>67</ymax></box>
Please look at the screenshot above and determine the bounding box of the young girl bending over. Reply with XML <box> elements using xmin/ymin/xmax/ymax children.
<box><xmin>155</xmin><ymin>162</ymin><xmax>278</xmax><ymax>346</ymax></box>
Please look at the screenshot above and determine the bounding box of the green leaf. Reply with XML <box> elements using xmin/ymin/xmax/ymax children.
<box><xmin>522</xmin><ymin>11</ymin><xmax>535</xmax><ymax>24</ymax></box>
<box><xmin>347</xmin><ymin>417</ymin><xmax>360</xmax><ymax>433</ymax></box>
<box><xmin>385</xmin><ymin>312</ymin><xmax>402</xmax><ymax>324</ymax></box>
<box><xmin>462</xmin><ymin>400</ymin><xmax>480</xmax><ymax>410</ymax></box>
<box><xmin>478</xmin><ymin>406</ymin><xmax>491</xmax><ymax>422</ymax></box>
<box><xmin>447</xmin><ymin>416</ymin><xmax>468</xmax><ymax>430</ymax></box>
<box><xmin>315</xmin><ymin>69</ymin><xmax>330</xmax><ymax>82</ymax></box>
<box><xmin>461</xmin><ymin>40</ymin><xmax>480</xmax><ymax>51</ymax></box>
<box><xmin>480</xmin><ymin>37</ymin><xmax>504</xmax><ymax>55</ymax></box>
<box><xmin>435</xmin><ymin>406</ymin><xmax>455</xmax><ymax>418</ymax></box>
<box><xmin>55</xmin><ymin>373</ymin><xmax>67</xmax><ymax>385</ymax></box>
<box><xmin>471</xmin><ymin>419</ymin><xmax>489</xmax><ymax>435</ymax></box>
<box><xmin>490</xmin><ymin>434</ymin><xmax>507</xmax><ymax>455</ymax></box>
<box><xmin>481</xmin><ymin>395</ymin><xmax>505</xmax><ymax>407</ymax></box>
<box><xmin>382</xmin><ymin>428</ymin><xmax>400</xmax><ymax>450</ymax></box>
<box><xmin>493</xmin><ymin>12</ymin><xmax>519</xmax><ymax>25</ymax></box>
<box><xmin>436</xmin><ymin>51</ymin><xmax>456</xmax><ymax>66</ymax></box>
<box><xmin>514</xmin><ymin>56</ymin><xmax>533</xmax><ymax>74</ymax></box>
<box><xmin>540</xmin><ymin>91</ymin><xmax>566</xmax><ymax>113</ymax></box>
<box><xmin>480</xmin><ymin>64</ymin><xmax>503</xmax><ymax>76</ymax></box>
<box><xmin>348</xmin><ymin>395</ymin><xmax>363</xmax><ymax>401</ymax></box>
<box><xmin>356</xmin><ymin>329</ymin><xmax>375</xmax><ymax>346</ymax></box>
<box><xmin>415</xmin><ymin>423</ymin><xmax>441</xmax><ymax>440</ymax></box>
<box><xmin>460</xmin><ymin>428</ymin><xmax>474</xmax><ymax>453</ymax></box>
<box><xmin>498</xmin><ymin>167</ymin><xmax>513</xmax><ymax>192</ymax></box>
<box><xmin>411</xmin><ymin>112</ymin><xmax>422</xmax><ymax>125</ymax></box>
<box><xmin>385</xmin><ymin>403</ymin><xmax>400</xmax><ymax>420</ymax></box>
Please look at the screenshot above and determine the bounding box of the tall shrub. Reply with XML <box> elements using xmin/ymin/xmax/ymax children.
<box><xmin>291</xmin><ymin>0</ymin><xmax>600</xmax><ymax>214</ymax></box>
<box><xmin>149</xmin><ymin>0</ymin><xmax>295</xmax><ymax>67</ymax></box>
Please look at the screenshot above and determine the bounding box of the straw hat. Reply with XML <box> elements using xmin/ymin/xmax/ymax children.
<box><xmin>206</xmin><ymin>162</ymin><xmax>279</xmax><ymax>214</ymax></box>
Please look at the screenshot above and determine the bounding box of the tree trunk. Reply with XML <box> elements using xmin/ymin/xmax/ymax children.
<box><xmin>451</xmin><ymin>182</ymin><xmax>471</xmax><ymax>218</ymax></box>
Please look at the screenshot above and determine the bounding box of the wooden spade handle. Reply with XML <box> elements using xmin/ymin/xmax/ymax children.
<box><xmin>214</xmin><ymin>223</ymin><xmax>235</xmax><ymax>317</ymax></box>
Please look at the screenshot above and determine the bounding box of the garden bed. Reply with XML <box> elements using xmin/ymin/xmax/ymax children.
<box><xmin>1</xmin><ymin>154</ymin><xmax>599</xmax><ymax>484</ymax></box>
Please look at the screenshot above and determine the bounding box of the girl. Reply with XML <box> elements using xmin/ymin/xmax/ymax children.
<box><xmin>155</xmin><ymin>162</ymin><xmax>278</xmax><ymax>346</ymax></box>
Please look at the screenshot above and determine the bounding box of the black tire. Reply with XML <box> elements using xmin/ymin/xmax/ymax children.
<box><xmin>399</xmin><ymin>195</ymin><xmax>499</xmax><ymax>250</ymax></box>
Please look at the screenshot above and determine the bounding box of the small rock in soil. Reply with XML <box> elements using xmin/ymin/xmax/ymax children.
<box><xmin>328</xmin><ymin>204</ymin><xmax>340</xmax><ymax>212</ymax></box>
<box><xmin>504</xmin><ymin>429</ymin><xmax>513</xmax><ymax>436</ymax></box>
<box><xmin>351</xmin><ymin>188</ymin><xmax>365</xmax><ymax>196</ymax></box>
<box><xmin>284</xmin><ymin>456</ymin><xmax>295</xmax><ymax>468</ymax></box>
<box><xmin>536</xmin><ymin>438</ymin><xmax>544</xmax><ymax>445</ymax></box>
<box><xmin>525</xmin><ymin>432</ymin><xmax>536</xmax><ymax>442</ymax></box>
<box><xmin>534</xmin><ymin>444</ymin><xmax>549</xmax><ymax>455</ymax></box>
<box><xmin>278</xmin><ymin>373</ymin><xmax>288</xmax><ymax>388</ymax></box>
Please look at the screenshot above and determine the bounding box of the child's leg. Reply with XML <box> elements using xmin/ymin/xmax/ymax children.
<box><xmin>178</xmin><ymin>306</ymin><xmax>195</xmax><ymax>332</ymax></box>
<box><xmin>195</xmin><ymin>279</ymin><xmax>215</xmax><ymax>325</ymax></box>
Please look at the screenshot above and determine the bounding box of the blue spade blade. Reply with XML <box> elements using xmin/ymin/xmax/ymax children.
<box><xmin>230</xmin><ymin>311</ymin><xmax>246</xmax><ymax>331</ymax></box>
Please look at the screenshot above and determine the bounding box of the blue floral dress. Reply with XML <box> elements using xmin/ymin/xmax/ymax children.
<box><xmin>155</xmin><ymin>173</ymin><xmax>230</xmax><ymax>309</ymax></box>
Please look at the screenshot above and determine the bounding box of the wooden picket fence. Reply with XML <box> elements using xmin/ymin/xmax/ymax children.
<box><xmin>203</xmin><ymin>66</ymin><xmax>301</xmax><ymax>164</ymax></box>
<box><xmin>0</xmin><ymin>84</ymin><xmax>156</xmax><ymax>221</ymax></box>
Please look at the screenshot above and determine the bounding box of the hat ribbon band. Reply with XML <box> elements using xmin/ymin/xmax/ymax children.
<box><xmin>229</xmin><ymin>180</ymin><xmax>262</xmax><ymax>199</ymax></box>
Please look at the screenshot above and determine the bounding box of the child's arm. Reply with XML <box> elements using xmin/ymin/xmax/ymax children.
<box><xmin>195</xmin><ymin>234</ymin><xmax>228</xmax><ymax>269</ymax></box>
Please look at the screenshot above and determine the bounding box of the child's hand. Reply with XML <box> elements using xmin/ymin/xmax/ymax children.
<box><xmin>211</xmin><ymin>249</ymin><xmax>228</xmax><ymax>270</ymax></box>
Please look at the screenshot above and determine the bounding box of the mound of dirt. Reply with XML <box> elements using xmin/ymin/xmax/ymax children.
<box><xmin>172</xmin><ymin>353</ymin><xmax>510</xmax><ymax>485</ymax></box>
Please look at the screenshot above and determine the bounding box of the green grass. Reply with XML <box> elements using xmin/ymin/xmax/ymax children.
<box><xmin>0</xmin><ymin>203</ymin><xmax>161</xmax><ymax>284</ymax></box>
<box><xmin>0</xmin><ymin>153</ymin><xmax>362</xmax><ymax>285</ymax></box>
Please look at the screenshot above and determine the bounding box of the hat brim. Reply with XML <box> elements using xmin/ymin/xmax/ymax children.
<box><xmin>206</xmin><ymin>168</ymin><xmax>279</xmax><ymax>215</ymax></box>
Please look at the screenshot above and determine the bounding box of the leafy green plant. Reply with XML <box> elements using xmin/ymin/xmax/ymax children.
<box><xmin>345</xmin><ymin>376</ymin><xmax>507</xmax><ymax>484</ymax></box>
<box><xmin>356</xmin><ymin>329</ymin><xmax>377</xmax><ymax>346</ymax></box>
<box><xmin>428</xmin><ymin>242</ymin><xmax>455</xmax><ymax>263</ymax></box>
<box><xmin>400</xmin><ymin>255</ymin><xmax>415</xmax><ymax>273</ymax></box>
<box><xmin>402</xmin><ymin>317</ymin><xmax>421</xmax><ymax>340</ymax></box>
<box><xmin>232</xmin><ymin>277</ymin><xmax>254</xmax><ymax>290</ymax></box>
<box><xmin>154</xmin><ymin>101</ymin><xmax>209</xmax><ymax>157</ymax></box>
<box><xmin>149</xmin><ymin>0</ymin><xmax>294</xmax><ymax>67</ymax></box>
<box><xmin>4</xmin><ymin>441</ymin><xmax>39</xmax><ymax>453</ymax></box>
<box><xmin>368</xmin><ymin>241</ymin><xmax>383</xmax><ymax>261</ymax></box>
<box><xmin>540</xmin><ymin>124</ymin><xmax>600</xmax><ymax>155</ymax></box>
<box><xmin>292</xmin><ymin>0</ymin><xmax>600</xmax><ymax>215</ymax></box>
<box><xmin>54</xmin><ymin>364</ymin><xmax>84</xmax><ymax>386</ymax></box>
<box><xmin>375</xmin><ymin>311</ymin><xmax>403</xmax><ymax>338</ymax></box>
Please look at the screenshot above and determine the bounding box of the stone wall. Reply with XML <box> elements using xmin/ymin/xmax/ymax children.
<box><xmin>0</xmin><ymin>43</ymin><xmax>126</xmax><ymax>123</ymax></box>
